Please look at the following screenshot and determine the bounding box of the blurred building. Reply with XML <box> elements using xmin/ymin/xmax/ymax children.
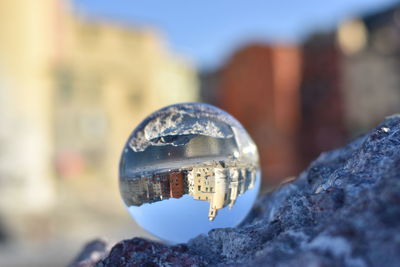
<box><xmin>337</xmin><ymin>4</ymin><xmax>400</xmax><ymax>136</ymax></box>
<box><xmin>0</xmin><ymin>0</ymin><xmax>198</xmax><ymax>246</ymax></box>
<box><xmin>201</xmin><ymin>4</ymin><xmax>400</xmax><ymax>186</ymax></box>
<box><xmin>54</xmin><ymin>16</ymin><xmax>198</xmax><ymax>183</ymax></box>
<box><xmin>0</xmin><ymin>0</ymin><xmax>58</xmax><ymax>221</ymax></box>
<box><xmin>212</xmin><ymin>45</ymin><xmax>302</xmax><ymax>184</ymax></box>
<box><xmin>187</xmin><ymin>163</ymin><xmax>256</xmax><ymax>220</ymax></box>
<box><xmin>299</xmin><ymin>33</ymin><xmax>346</xmax><ymax>167</ymax></box>
<box><xmin>201</xmin><ymin>42</ymin><xmax>345</xmax><ymax>185</ymax></box>
<box><xmin>205</xmin><ymin>40</ymin><xmax>346</xmax><ymax>185</ymax></box>
<box><xmin>296</xmin><ymin>3</ymin><xmax>400</xmax><ymax>168</ymax></box>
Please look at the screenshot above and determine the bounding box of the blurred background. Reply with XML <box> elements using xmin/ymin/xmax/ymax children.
<box><xmin>0</xmin><ymin>0</ymin><xmax>399</xmax><ymax>266</ymax></box>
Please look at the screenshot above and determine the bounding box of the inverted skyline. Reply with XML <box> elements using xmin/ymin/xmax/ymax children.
<box><xmin>120</xmin><ymin>161</ymin><xmax>257</xmax><ymax>220</ymax></box>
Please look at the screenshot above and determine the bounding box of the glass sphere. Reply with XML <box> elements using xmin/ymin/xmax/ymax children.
<box><xmin>119</xmin><ymin>103</ymin><xmax>260</xmax><ymax>243</ymax></box>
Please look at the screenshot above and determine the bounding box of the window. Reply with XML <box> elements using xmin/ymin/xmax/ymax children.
<box><xmin>57</xmin><ymin>68</ymin><xmax>74</xmax><ymax>102</ymax></box>
<box><xmin>127</xmin><ymin>88</ymin><xmax>143</xmax><ymax>109</ymax></box>
<box><xmin>198</xmin><ymin>185</ymin><xmax>201</xmax><ymax>190</ymax></box>
<box><xmin>80</xmin><ymin>24</ymin><xmax>100</xmax><ymax>47</ymax></box>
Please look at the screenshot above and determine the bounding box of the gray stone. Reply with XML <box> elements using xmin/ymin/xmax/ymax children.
<box><xmin>77</xmin><ymin>115</ymin><xmax>400</xmax><ymax>266</ymax></box>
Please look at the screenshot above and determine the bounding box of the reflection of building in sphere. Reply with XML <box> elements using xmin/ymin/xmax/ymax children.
<box><xmin>187</xmin><ymin>163</ymin><xmax>225</xmax><ymax>220</ymax></box>
<box><xmin>211</xmin><ymin>167</ymin><xmax>227</xmax><ymax>220</ymax></box>
<box><xmin>120</xmin><ymin>161</ymin><xmax>257</xmax><ymax>220</ymax></box>
<box><xmin>169</xmin><ymin>171</ymin><xmax>185</xmax><ymax>198</ymax></box>
<box><xmin>228</xmin><ymin>168</ymin><xmax>239</xmax><ymax>209</ymax></box>
<box><xmin>187</xmin><ymin>162</ymin><xmax>256</xmax><ymax>221</ymax></box>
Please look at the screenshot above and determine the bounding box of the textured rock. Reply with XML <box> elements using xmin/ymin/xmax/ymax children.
<box><xmin>78</xmin><ymin>115</ymin><xmax>400</xmax><ymax>266</ymax></box>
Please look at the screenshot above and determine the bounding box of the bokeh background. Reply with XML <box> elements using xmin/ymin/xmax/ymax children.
<box><xmin>0</xmin><ymin>0</ymin><xmax>399</xmax><ymax>266</ymax></box>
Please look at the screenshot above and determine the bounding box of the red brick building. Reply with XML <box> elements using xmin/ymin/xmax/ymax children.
<box><xmin>217</xmin><ymin>44</ymin><xmax>302</xmax><ymax>184</ymax></box>
<box><xmin>169</xmin><ymin>171</ymin><xmax>184</xmax><ymax>198</ymax></box>
<box><xmin>209</xmin><ymin>40</ymin><xmax>347</xmax><ymax>186</ymax></box>
<box><xmin>299</xmin><ymin>34</ymin><xmax>346</xmax><ymax>167</ymax></box>
<box><xmin>202</xmin><ymin>5</ymin><xmax>400</xmax><ymax>187</ymax></box>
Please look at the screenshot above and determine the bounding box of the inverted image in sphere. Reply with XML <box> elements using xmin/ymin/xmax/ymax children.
<box><xmin>119</xmin><ymin>103</ymin><xmax>260</xmax><ymax>243</ymax></box>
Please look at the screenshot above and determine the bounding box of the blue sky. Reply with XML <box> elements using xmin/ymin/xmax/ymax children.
<box><xmin>73</xmin><ymin>0</ymin><xmax>399</xmax><ymax>69</ymax></box>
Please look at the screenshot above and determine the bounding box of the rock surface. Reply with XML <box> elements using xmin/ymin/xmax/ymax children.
<box><xmin>72</xmin><ymin>115</ymin><xmax>400</xmax><ymax>267</ymax></box>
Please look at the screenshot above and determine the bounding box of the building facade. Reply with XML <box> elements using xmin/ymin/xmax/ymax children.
<box><xmin>215</xmin><ymin>45</ymin><xmax>302</xmax><ymax>184</ymax></box>
<box><xmin>0</xmin><ymin>0</ymin><xmax>198</xmax><ymax>241</ymax></box>
<box><xmin>338</xmin><ymin>5</ymin><xmax>400</xmax><ymax>136</ymax></box>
